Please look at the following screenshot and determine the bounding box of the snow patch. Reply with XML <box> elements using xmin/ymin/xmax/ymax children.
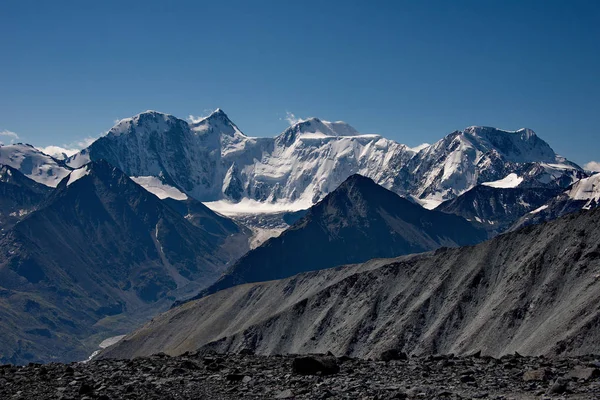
<box><xmin>567</xmin><ymin>174</ymin><xmax>600</xmax><ymax>209</ymax></box>
<box><xmin>530</xmin><ymin>204</ymin><xmax>549</xmax><ymax>214</ymax></box>
<box><xmin>204</xmin><ymin>199</ymin><xmax>312</xmax><ymax>216</ymax></box>
<box><xmin>131</xmin><ymin>176</ymin><xmax>188</xmax><ymax>200</ymax></box>
<box><xmin>84</xmin><ymin>335</ymin><xmax>127</xmax><ymax>363</ymax></box>
<box><xmin>408</xmin><ymin>143</ymin><xmax>431</xmax><ymax>153</ymax></box>
<box><xmin>249</xmin><ymin>227</ymin><xmax>286</xmax><ymax>249</ymax></box>
<box><xmin>482</xmin><ymin>173</ymin><xmax>523</xmax><ymax>188</ymax></box>
<box><xmin>67</xmin><ymin>166</ymin><xmax>90</xmax><ymax>186</ymax></box>
<box><xmin>411</xmin><ymin>195</ymin><xmax>443</xmax><ymax>210</ymax></box>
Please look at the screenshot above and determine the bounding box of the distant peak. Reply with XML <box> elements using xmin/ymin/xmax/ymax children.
<box><xmin>189</xmin><ymin>108</ymin><xmax>233</xmax><ymax>125</ymax></box>
<box><xmin>463</xmin><ymin>126</ymin><xmax>538</xmax><ymax>138</ymax></box>
<box><xmin>277</xmin><ymin>117</ymin><xmax>361</xmax><ymax>145</ymax></box>
<box><xmin>207</xmin><ymin>108</ymin><xmax>229</xmax><ymax>120</ymax></box>
<box><xmin>136</xmin><ymin>110</ymin><xmax>172</xmax><ymax>119</ymax></box>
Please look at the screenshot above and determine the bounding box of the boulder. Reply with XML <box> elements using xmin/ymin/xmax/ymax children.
<box><xmin>292</xmin><ymin>355</ymin><xmax>340</xmax><ymax>376</ymax></box>
<box><xmin>522</xmin><ymin>369</ymin><xmax>551</xmax><ymax>382</ymax></box>
<box><xmin>565</xmin><ymin>367</ymin><xmax>600</xmax><ymax>381</ymax></box>
<box><xmin>379</xmin><ymin>349</ymin><xmax>408</xmax><ymax>362</ymax></box>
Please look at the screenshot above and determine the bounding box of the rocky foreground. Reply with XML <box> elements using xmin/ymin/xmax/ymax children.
<box><xmin>2</xmin><ymin>352</ymin><xmax>600</xmax><ymax>399</ymax></box>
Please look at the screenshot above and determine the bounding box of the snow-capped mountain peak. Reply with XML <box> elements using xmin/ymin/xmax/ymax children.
<box><xmin>461</xmin><ymin>126</ymin><xmax>556</xmax><ymax>163</ymax></box>
<box><xmin>14</xmin><ymin>111</ymin><xmax>581</xmax><ymax>212</ymax></box>
<box><xmin>189</xmin><ymin>108</ymin><xmax>246</xmax><ymax>139</ymax></box>
<box><xmin>0</xmin><ymin>143</ymin><xmax>71</xmax><ymax>187</ymax></box>
<box><xmin>275</xmin><ymin>117</ymin><xmax>365</xmax><ymax>146</ymax></box>
<box><xmin>402</xmin><ymin>125</ymin><xmax>580</xmax><ymax>208</ymax></box>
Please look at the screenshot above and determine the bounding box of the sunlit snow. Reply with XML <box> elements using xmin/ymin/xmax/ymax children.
<box><xmin>131</xmin><ymin>176</ymin><xmax>188</xmax><ymax>200</ymax></box>
<box><xmin>530</xmin><ymin>204</ymin><xmax>549</xmax><ymax>214</ymax></box>
<box><xmin>204</xmin><ymin>198</ymin><xmax>312</xmax><ymax>216</ymax></box>
<box><xmin>67</xmin><ymin>165</ymin><xmax>91</xmax><ymax>186</ymax></box>
<box><xmin>482</xmin><ymin>173</ymin><xmax>524</xmax><ymax>188</ymax></box>
<box><xmin>0</xmin><ymin>144</ymin><xmax>71</xmax><ymax>187</ymax></box>
<box><xmin>567</xmin><ymin>173</ymin><xmax>600</xmax><ymax>209</ymax></box>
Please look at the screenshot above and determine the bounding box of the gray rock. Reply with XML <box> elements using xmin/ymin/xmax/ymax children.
<box><xmin>565</xmin><ymin>367</ymin><xmax>600</xmax><ymax>381</ymax></box>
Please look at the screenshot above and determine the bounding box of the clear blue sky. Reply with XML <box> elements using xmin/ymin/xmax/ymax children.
<box><xmin>1</xmin><ymin>0</ymin><xmax>598</xmax><ymax>166</ymax></box>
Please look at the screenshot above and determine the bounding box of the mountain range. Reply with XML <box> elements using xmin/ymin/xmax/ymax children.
<box><xmin>102</xmin><ymin>206</ymin><xmax>600</xmax><ymax>360</ymax></box>
<box><xmin>1</xmin><ymin>109</ymin><xmax>585</xmax><ymax>211</ymax></box>
<box><xmin>188</xmin><ymin>174</ymin><xmax>486</xmax><ymax>302</ymax></box>
<box><xmin>0</xmin><ymin>108</ymin><xmax>598</xmax><ymax>365</ymax></box>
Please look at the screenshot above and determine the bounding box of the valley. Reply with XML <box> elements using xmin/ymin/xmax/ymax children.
<box><xmin>0</xmin><ymin>109</ymin><xmax>597</xmax><ymax>369</ymax></box>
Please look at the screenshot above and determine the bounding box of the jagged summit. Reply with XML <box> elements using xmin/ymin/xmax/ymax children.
<box><xmin>12</xmin><ymin>110</ymin><xmax>578</xmax><ymax>208</ymax></box>
<box><xmin>189</xmin><ymin>108</ymin><xmax>246</xmax><ymax>138</ymax></box>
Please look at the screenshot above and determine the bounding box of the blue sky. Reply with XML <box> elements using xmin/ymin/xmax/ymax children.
<box><xmin>1</xmin><ymin>0</ymin><xmax>598</xmax><ymax>167</ymax></box>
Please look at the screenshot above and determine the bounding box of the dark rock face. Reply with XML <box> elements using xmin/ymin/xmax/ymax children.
<box><xmin>0</xmin><ymin>161</ymin><xmax>248</xmax><ymax>365</ymax></box>
<box><xmin>0</xmin><ymin>165</ymin><xmax>50</xmax><ymax>230</ymax></box>
<box><xmin>193</xmin><ymin>174</ymin><xmax>486</xmax><ymax>300</ymax></box>
<box><xmin>1</xmin><ymin>353</ymin><xmax>600</xmax><ymax>399</ymax></box>
<box><xmin>292</xmin><ymin>355</ymin><xmax>340</xmax><ymax>375</ymax></box>
<box><xmin>512</xmin><ymin>173</ymin><xmax>600</xmax><ymax>231</ymax></box>
<box><xmin>379</xmin><ymin>349</ymin><xmax>409</xmax><ymax>362</ymax></box>
<box><xmin>436</xmin><ymin>185</ymin><xmax>561</xmax><ymax>236</ymax></box>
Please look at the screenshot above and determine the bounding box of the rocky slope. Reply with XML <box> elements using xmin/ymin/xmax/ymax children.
<box><xmin>188</xmin><ymin>174</ymin><xmax>485</xmax><ymax>301</ymax></box>
<box><xmin>3</xmin><ymin>352</ymin><xmax>600</xmax><ymax>399</ymax></box>
<box><xmin>0</xmin><ymin>165</ymin><xmax>51</xmax><ymax>230</ymax></box>
<box><xmin>0</xmin><ymin>161</ymin><xmax>249</xmax><ymax>364</ymax></box>
<box><xmin>102</xmin><ymin>207</ymin><xmax>600</xmax><ymax>360</ymax></box>
<box><xmin>58</xmin><ymin>110</ymin><xmax>584</xmax><ymax>210</ymax></box>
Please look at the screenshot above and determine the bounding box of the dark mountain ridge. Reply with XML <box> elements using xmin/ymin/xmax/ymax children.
<box><xmin>0</xmin><ymin>160</ymin><xmax>248</xmax><ymax>364</ymax></box>
<box><xmin>0</xmin><ymin>164</ymin><xmax>51</xmax><ymax>230</ymax></box>
<box><xmin>102</xmin><ymin>206</ymin><xmax>600</xmax><ymax>360</ymax></box>
<box><xmin>185</xmin><ymin>174</ymin><xmax>486</xmax><ymax>303</ymax></box>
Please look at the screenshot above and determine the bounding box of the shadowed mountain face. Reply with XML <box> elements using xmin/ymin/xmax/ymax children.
<box><xmin>436</xmin><ymin>185</ymin><xmax>562</xmax><ymax>236</ymax></box>
<box><xmin>102</xmin><ymin>207</ymin><xmax>600</xmax><ymax>361</ymax></box>
<box><xmin>188</xmin><ymin>174</ymin><xmax>486</xmax><ymax>301</ymax></box>
<box><xmin>512</xmin><ymin>173</ymin><xmax>600</xmax><ymax>231</ymax></box>
<box><xmin>0</xmin><ymin>161</ymin><xmax>248</xmax><ymax>364</ymax></box>
<box><xmin>0</xmin><ymin>165</ymin><xmax>51</xmax><ymax>230</ymax></box>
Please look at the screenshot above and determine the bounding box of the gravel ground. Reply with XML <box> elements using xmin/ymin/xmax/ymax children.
<box><xmin>2</xmin><ymin>352</ymin><xmax>600</xmax><ymax>399</ymax></box>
